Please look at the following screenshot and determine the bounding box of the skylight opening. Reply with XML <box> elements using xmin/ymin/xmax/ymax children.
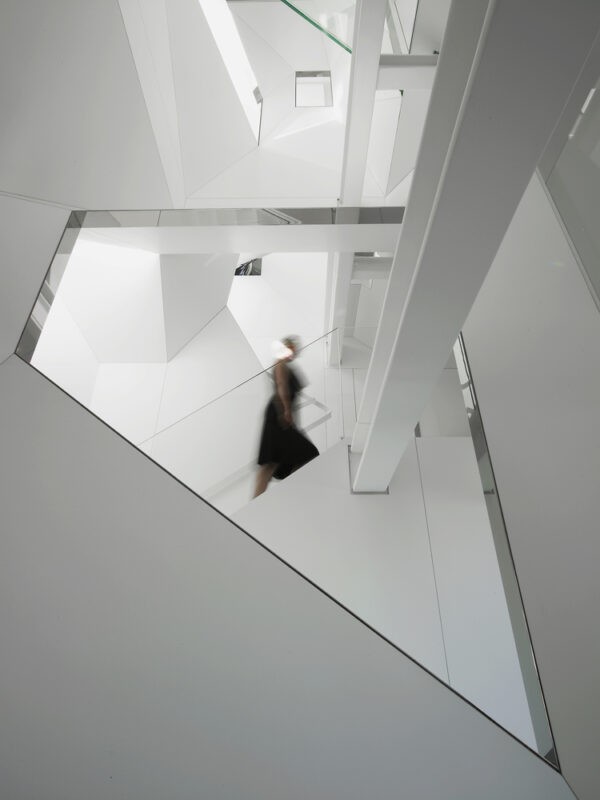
<box><xmin>295</xmin><ymin>71</ymin><xmax>333</xmax><ymax>108</ymax></box>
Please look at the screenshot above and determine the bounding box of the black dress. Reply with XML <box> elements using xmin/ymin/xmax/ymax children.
<box><xmin>257</xmin><ymin>363</ymin><xmax>319</xmax><ymax>479</ymax></box>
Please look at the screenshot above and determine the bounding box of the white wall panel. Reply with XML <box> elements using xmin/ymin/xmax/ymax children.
<box><xmin>187</xmin><ymin>146</ymin><xmax>342</xmax><ymax>205</ymax></box>
<box><xmin>160</xmin><ymin>253</ymin><xmax>237</xmax><ymax>360</ymax></box>
<box><xmin>0</xmin><ymin>355</ymin><xmax>574</xmax><ymax>799</ymax></box>
<box><xmin>419</xmin><ymin>366</ymin><xmax>470</xmax><ymax>437</ymax></box>
<box><xmin>228</xmin><ymin>252</ymin><xmax>327</xmax><ymax>366</ymax></box>
<box><xmin>0</xmin><ymin>194</ymin><xmax>69</xmax><ymax>362</ymax></box>
<box><xmin>231</xmin><ymin>1</ymin><xmax>329</xmax><ymax>71</ymax></box>
<box><xmin>59</xmin><ymin>237</ymin><xmax>167</xmax><ymax>363</ymax></box>
<box><xmin>416</xmin><ymin>436</ymin><xmax>536</xmax><ymax>749</ymax></box>
<box><xmin>167</xmin><ymin>0</ymin><xmax>258</xmax><ymax>196</ymax></box>
<box><xmin>364</xmin><ymin>92</ymin><xmax>402</xmax><ymax>198</ymax></box>
<box><xmin>232</xmin><ymin>10</ymin><xmax>295</xmax><ymax>97</ymax></box>
<box><xmin>91</xmin><ymin>363</ymin><xmax>167</xmax><ymax>445</ymax></box>
<box><xmin>235</xmin><ymin>440</ymin><xmax>449</xmax><ymax>680</ymax></box>
<box><xmin>266</xmin><ymin>118</ymin><xmax>345</xmax><ymax>176</ymax></box>
<box><xmin>386</xmin><ymin>91</ymin><xmax>430</xmax><ymax>193</ymax></box>
<box><xmin>0</xmin><ymin>0</ymin><xmax>171</xmax><ymax>209</ymax></box>
<box><xmin>463</xmin><ymin>172</ymin><xmax>600</xmax><ymax>800</ymax></box>
<box><xmin>156</xmin><ymin>307</ymin><xmax>262</xmax><ymax>429</ymax></box>
<box><xmin>354</xmin><ymin>277</ymin><xmax>388</xmax><ymax>333</ymax></box>
<box><xmin>149</xmin><ymin>372</ymin><xmax>271</xmax><ymax>500</ymax></box>
<box><xmin>118</xmin><ymin>0</ymin><xmax>185</xmax><ymax>205</ymax></box>
<box><xmin>410</xmin><ymin>0</ymin><xmax>452</xmax><ymax>54</ymax></box>
<box><xmin>31</xmin><ymin>295</ymin><xmax>99</xmax><ymax>407</ymax></box>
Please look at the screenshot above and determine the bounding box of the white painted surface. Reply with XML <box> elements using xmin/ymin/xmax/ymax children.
<box><xmin>31</xmin><ymin>295</ymin><xmax>99</xmax><ymax>407</ymax></box>
<box><xmin>340</xmin><ymin>0</ymin><xmax>388</xmax><ymax>204</ymax></box>
<box><xmin>91</xmin><ymin>363</ymin><xmax>167</xmax><ymax>445</ymax></box>
<box><xmin>255</xmin><ymin>74</ymin><xmax>297</xmax><ymax>141</ymax></box>
<box><xmin>81</xmin><ymin>223</ymin><xmax>401</xmax><ymax>255</ymax></box>
<box><xmin>386</xmin><ymin>90</ymin><xmax>430</xmax><ymax>193</ymax></box>
<box><xmin>160</xmin><ymin>253</ymin><xmax>237</xmax><ymax>359</ymax></box>
<box><xmin>364</xmin><ymin>91</ymin><xmax>402</xmax><ymax>197</ymax></box>
<box><xmin>419</xmin><ymin>365</ymin><xmax>470</xmax><ymax>437</ymax></box>
<box><xmin>235</xmin><ymin>440</ymin><xmax>448</xmax><ymax>678</ymax></box>
<box><xmin>0</xmin><ymin>354</ymin><xmax>575</xmax><ymax>800</ymax></box>
<box><xmin>384</xmin><ymin>167</ymin><xmax>414</xmax><ymax>204</ymax></box>
<box><xmin>393</xmin><ymin>0</ymin><xmax>419</xmax><ymax>48</ymax></box>
<box><xmin>58</xmin><ymin>237</ymin><xmax>167</xmax><ymax>363</ymax></box>
<box><xmin>232</xmin><ymin>8</ymin><xmax>295</xmax><ymax>98</ymax></box>
<box><xmin>166</xmin><ymin>0</ymin><xmax>257</xmax><ymax>196</ymax></box>
<box><xmin>352</xmin><ymin>0</ymin><xmax>491</xmax><ymax>456</ymax></box>
<box><xmin>117</xmin><ymin>0</ymin><xmax>185</xmax><ymax>205</ymax></box>
<box><xmin>0</xmin><ymin>0</ymin><xmax>171</xmax><ymax>209</ymax></box>
<box><xmin>377</xmin><ymin>54</ymin><xmax>437</xmax><ymax>90</ymax></box>
<box><xmin>266</xmin><ymin>118</ymin><xmax>345</xmax><ymax>177</ymax></box>
<box><xmin>410</xmin><ymin>0</ymin><xmax>451</xmax><ymax>54</ymax></box>
<box><xmin>187</xmin><ymin>146</ymin><xmax>342</xmax><ymax>205</ymax></box>
<box><xmin>197</xmin><ymin>0</ymin><xmax>261</xmax><ymax>140</ymax></box>
<box><xmin>416</xmin><ymin>437</ymin><xmax>536</xmax><ymax>749</ymax></box>
<box><xmin>227</xmin><ymin>252</ymin><xmax>328</xmax><ymax>366</ymax></box>
<box><xmin>156</xmin><ymin>307</ymin><xmax>262</xmax><ymax>430</ymax></box>
<box><xmin>231</xmin><ymin>0</ymin><xmax>330</xmax><ymax>72</ymax></box>
<box><xmin>231</xmin><ymin>11</ymin><xmax>296</xmax><ymax>141</ymax></box>
<box><xmin>149</xmin><ymin>371</ymin><xmax>270</xmax><ymax>500</ymax></box>
<box><xmin>187</xmin><ymin>0</ymin><xmax>352</xmax><ymax>203</ymax></box>
<box><xmin>354</xmin><ymin>278</ymin><xmax>388</xmax><ymax>332</ymax></box>
<box><xmin>236</xmin><ymin>435</ymin><xmax>538</xmax><ymax>749</ymax></box>
<box><xmin>463</xmin><ymin>172</ymin><xmax>600</xmax><ymax>800</ymax></box>
<box><xmin>354</xmin><ymin>0</ymin><xmax>600</xmax><ymax>490</ymax></box>
<box><xmin>0</xmin><ymin>194</ymin><xmax>68</xmax><ymax>362</ymax></box>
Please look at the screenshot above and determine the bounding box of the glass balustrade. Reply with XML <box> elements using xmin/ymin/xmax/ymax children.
<box><xmin>447</xmin><ymin>335</ymin><xmax>557</xmax><ymax>764</ymax></box>
<box><xmin>77</xmin><ymin>207</ymin><xmax>402</xmax><ymax>228</ymax></box>
<box><xmin>280</xmin><ymin>0</ymin><xmax>355</xmax><ymax>54</ymax></box>
<box><xmin>141</xmin><ymin>330</ymin><xmax>343</xmax><ymax>517</ymax></box>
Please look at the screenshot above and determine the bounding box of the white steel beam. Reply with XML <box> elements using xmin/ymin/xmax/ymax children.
<box><xmin>339</xmin><ymin>0</ymin><xmax>388</xmax><ymax>205</ymax></box>
<box><xmin>81</xmin><ymin>222</ymin><xmax>400</xmax><ymax>255</ymax></box>
<box><xmin>330</xmin><ymin>0</ymin><xmax>388</xmax><ymax>356</ymax></box>
<box><xmin>377</xmin><ymin>54</ymin><xmax>438</xmax><ymax>91</ymax></box>
<box><xmin>353</xmin><ymin>0</ymin><xmax>600</xmax><ymax>491</ymax></box>
<box><xmin>327</xmin><ymin>207</ymin><xmax>360</xmax><ymax>364</ymax></box>
<box><xmin>352</xmin><ymin>0</ymin><xmax>491</xmax><ymax>456</ymax></box>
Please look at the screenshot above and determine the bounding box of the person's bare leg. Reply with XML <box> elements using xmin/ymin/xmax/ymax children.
<box><xmin>254</xmin><ymin>463</ymin><xmax>276</xmax><ymax>497</ymax></box>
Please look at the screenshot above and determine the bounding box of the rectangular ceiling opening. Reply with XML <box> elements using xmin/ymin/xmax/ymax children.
<box><xmin>295</xmin><ymin>71</ymin><xmax>333</xmax><ymax>107</ymax></box>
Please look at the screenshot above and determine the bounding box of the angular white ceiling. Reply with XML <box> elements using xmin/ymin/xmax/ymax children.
<box><xmin>167</xmin><ymin>0</ymin><xmax>259</xmax><ymax>197</ymax></box>
<box><xmin>118</xmin><ymin>0</ymin><xmax>186</xmax><ymax>206</ymax></box>
<box><xmin>160</xmin><ymin>253</ymin><xmax>238</xmax><ymax>360</ymax></box>
<box><xmin>156</xmin><ymin>306</ymin><xmax>263</xmax><ymax>430</ymax></box>
<box><xmin>187</xmin><ymin>146</ymin><xmax>341</xmax><ymax>204</ymax></box>
<box><xmin>0</xmin><ymin>0</ymin><xmax>171</xmax><ymax>209</ymax></box>
<box><xmin>115</xmin><ymin>0</ymin><xmax>357</xmax><ymax>205</ymax></box>
<box><xmin>231</xmin><ymin>1</ymin><xmax>331</xmax><ymax>70</ymax></box>
<box><xmin>58</xmin><ymin>237</ymin><xmax>167</xmax><ymax>363</ymax></box>
<box><xmin>227</xmin><ymin>252</ymin><xmax>328</xmax><ymax>366</ymax></box>
<box><xmin>265</xmin><ymin>117</ymin><xmax>345</xmax><ymax>174</ymax></box>
<box><xmin>232</xmin><ymin>10</ymin><xmax>296</xmax><ymax>96</ymax></box>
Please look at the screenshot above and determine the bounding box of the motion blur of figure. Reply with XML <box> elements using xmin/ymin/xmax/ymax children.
<box><xmin>254</xmin><ymin>336</ymin><xmax>319</xmax><ymax>497</ymax></box>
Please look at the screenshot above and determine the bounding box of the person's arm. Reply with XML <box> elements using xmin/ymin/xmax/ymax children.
<box><xmin>274</xmin><ymin>361</ymin><xmax>293</xmax><ymax>427</ymax></box>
